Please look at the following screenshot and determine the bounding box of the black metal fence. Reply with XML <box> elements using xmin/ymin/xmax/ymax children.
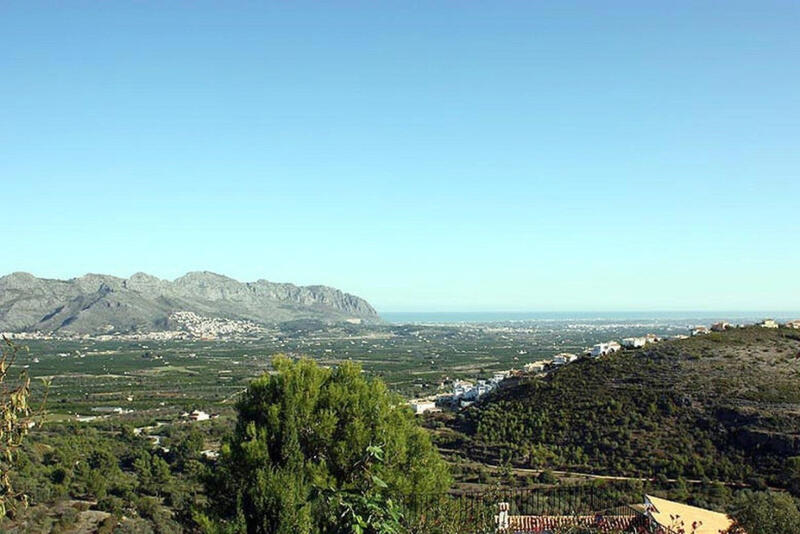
<box><xmin>401</xmin><ymin>486</ymin><xmax>654</xmax><ymax>534</ymax></box>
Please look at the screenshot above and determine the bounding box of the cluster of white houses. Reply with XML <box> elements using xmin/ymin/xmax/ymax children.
<box><xmin>448</xmin><ymin>371</ymin><xmax>512</xmax><ymax>406</ymax></box>
<box><xmin>409</xmin><ymin>336</ymin><xmax>660</xmax><ymax>414</ymax></box>
<box><xmin>522</xmin><ymin>340</ymin><xmax>641</xmax><ymax>374</ymax></box>
<box><xmin>536</xmin><ymin>335</ymin><xmax>663</xmax><ymax>370</ymax></box>
<box><xmin>409</xmin><ymin>318</ymin><xmax>800</xmax><ymax>416</ymax></box>
<box><xmin>691</xmin><ymin>317</ymin><xmax>799</xmax><ymax>336</ymax></box>
<box><xmin>409</xmin><ymin>371</ymin><xmax>513</xmax><ymax>413</ymax></box>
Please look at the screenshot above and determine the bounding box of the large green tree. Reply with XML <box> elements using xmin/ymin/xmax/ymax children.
<box><xmin>204</xmin><ymin>356</ymin><xmax>450</xmax><ymax>534</ymax></box>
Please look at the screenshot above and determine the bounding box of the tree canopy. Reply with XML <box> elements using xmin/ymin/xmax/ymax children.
<box><xmin>204</xmin><ymin>356</ymin><xmax>450</xmax><ymax>534</ymax></box>
<box><xmin>729</xmin><ymin>491</ymin><xmax>800</xmax><ymax>534</ymax></box>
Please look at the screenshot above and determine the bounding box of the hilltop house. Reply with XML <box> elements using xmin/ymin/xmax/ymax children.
<box><xmin>711</xmin><ymin>321</ymin><xmax>731</xmax><ymax>332</ymax></box>
<box><xmin>590</xmin><ymin>342</ymin><xmax>620</xmax><ymax>358</ymax></box>
<box><xmin>621</xmin><ymin>337</ymin><xmax>647</xmax><ymax>349</ymax></box>
<box><xmin>589</xmin><ymin>344</ymin><xmax>606</xmax><ymax>358</ymax></box>
<box><xmin>493</xmin><ymin>370</ymin><xmax>511</xmax><ymax>382</ymax></box>
<box><xmin>552</xmin><ymin>353</ymin><xmax>578</xmax><ymax>366</ymax></box>
<box><xmin>452</xmin><ymin>380</ymin><xmax>473</xmax><ymax>398</ymax></box>
<box><xmin>450</xmin><ymin>377</ymin><xmax>502</xmax><ymax>403</ymax></box>
<box><xmin>691</xmin><ymin>326</ymin><xmax>710</xmax><ymax>336</ymax></box>
<box><xmin>759</xmin><ymin>319</ymin><xmax>779</xmax><ymax>329</ymax></box>
<box><xmin>786</xmin><ymin>319</ymin><xmax>800</xmax><ymax>329</ymax></box>
<box><xmin>523</xmin><ymin>361</ymin><xmax>547</xmax><ymax>373</ymax></box>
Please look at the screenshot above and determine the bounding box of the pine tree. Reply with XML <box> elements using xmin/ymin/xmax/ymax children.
<box><xmin>203</xmin><ymin>356</ymin><xmax>450</xmax><ymax>534</ymax></box>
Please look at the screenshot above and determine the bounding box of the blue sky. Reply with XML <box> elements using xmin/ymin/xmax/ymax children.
<box><xmin>1</xmin><ymin>1</ymin><xmax>799</xmax><ymax>312</ymax></box>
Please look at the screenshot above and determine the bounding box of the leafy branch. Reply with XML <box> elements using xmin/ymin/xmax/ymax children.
<box><xmin>1</xmin><ymin>336</ymin><xmax>50</xmax><ymax>518</ymax></box>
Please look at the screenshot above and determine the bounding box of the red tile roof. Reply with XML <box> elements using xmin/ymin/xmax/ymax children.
<box><xmin>502</xmin><ymin>514</ymin><xmax>645</xmax><ymax>533</ymax></box>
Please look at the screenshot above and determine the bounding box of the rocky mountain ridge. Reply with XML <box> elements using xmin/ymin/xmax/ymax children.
<box><xmin>0</xmin><ymin>271</ymin><xmax>380</xmax><ymax>334</ymax></box>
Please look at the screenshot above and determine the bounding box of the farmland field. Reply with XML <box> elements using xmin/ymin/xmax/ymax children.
<box><xmin>17</xmin><ymin>318</ymin><xmax>702</xmax><ymax>415</ymax></box>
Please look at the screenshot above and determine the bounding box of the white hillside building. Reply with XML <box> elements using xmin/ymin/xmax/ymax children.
<box><xmin>524</xmin><ymin>361</ymin><xmax>547</xmax><ymax>373</ymax></box>
<box><xmin>590</xmin><ymin>342</ymin><xmax>621</xmax><ymax>358</ymax></box>
<box><xmin>452</xmin><ymin>380</ymin><xmax>473</xmax><ymax>398</ymax></box>
<box><xmin>622</xmin><ymin>337</ymin><xmax>647</xmax><ymax>349</ymax></box>
<box><xmin>552</xmin><ymin>353</ymin><xmax>578</xmax><ymax>366</ymax></box>
<box><xmin>691</xmin><ymin>326</ymin><xmax>710</xmax><ymax>336</ymax></box>
<box><xmin>409</xmin><ymin>400</ymin><xmax>437</xmax><ymax>415</ymax></box>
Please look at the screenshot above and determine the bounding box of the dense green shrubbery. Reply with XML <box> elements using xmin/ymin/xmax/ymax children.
<box><xmin>5</xmin><ymin>421</ymin><xmax>209</xmax><ymax>532</ymax></box>
<box><xmin>461</xmin><ymin>356</ymin><xmax>752</xmax><ymax>481</ymax></box>
<box><xmin>459</xmin><ymin>332</ymin><xmax>800</xmax><ymax>490</ymax></box>
<box><xmin>201</xmin><ymin>356</ymin><xmax>450</xmax><ymax>534</ymax></box>
<box><xmin>729</xmin><ymin>490</ymin><xmax>800</xmax><ymax>534</ymax></box>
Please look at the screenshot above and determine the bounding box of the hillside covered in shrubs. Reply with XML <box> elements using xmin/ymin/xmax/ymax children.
<box><xmin>454</xmin><ymin>327</ymin><xmax>800</xmax><ymax>491</ymax></box>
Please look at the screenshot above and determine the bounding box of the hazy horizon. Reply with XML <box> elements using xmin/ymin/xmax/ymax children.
<box><xmin>381</xmin><ymin>310</ymin><xmax>800</xmax><ymax>322</ymax></box>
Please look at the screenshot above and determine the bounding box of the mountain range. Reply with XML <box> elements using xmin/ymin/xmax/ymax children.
<box><xmin>0</xmin><ymin>271</ymin><xmax>380</xmax><ymax>334</ymax></box>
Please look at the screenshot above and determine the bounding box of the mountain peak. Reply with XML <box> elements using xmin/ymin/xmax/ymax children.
<box><xmin>174</xmin><ymin>271</ymin><xmax>237</xmax><ymax>283</ymax></box>
<box><xmin>0</xmin><ymin>272</ymin><xmax>40</xmax><ymax>291</ymax></box>
<box><xmin>128</xmin><ymin>272</ymin><xmax>162</xmax><ymax>282</ymax></box>
<box><xmin>1</xmin><ymin>271</ymin><xmax>36</xmax><ymax>282</ymax></box>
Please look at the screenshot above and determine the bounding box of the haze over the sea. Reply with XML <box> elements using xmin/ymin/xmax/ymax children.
<box><xmin>382</xmin><ymin>311</ymin><xmax>800</xmax><ymax>324</ymax></box>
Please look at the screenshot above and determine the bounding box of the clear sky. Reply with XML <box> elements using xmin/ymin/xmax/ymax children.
<box><xmin>2</xmin><ymin>1</ymin><xmax>799</xmax><ymax>312</ymax></box>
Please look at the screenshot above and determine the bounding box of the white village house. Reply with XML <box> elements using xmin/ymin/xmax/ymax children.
<box><xmin>409</xmin><ymin>400</ymin><xmax>437</xmax><ymax>415</ymax></box>
<box><xmin>523</xmin><ymin>361</ymin><xmax>547</xmax><ymax>373</ymax></box>
<box><xmin>621</xmin><ymin>337</ymin><xmax>647</xmax><ymax>349</ymax></box>
<box><xmin>690</xmin><ymin>326</ymin><xmax>710</xmax><ymax>336</ymax></box>
<box><xmin>590</xmin><ymin>342</ymin><xmax>620</xmax><ymax>358</ymax></box>
<box><xmin>552</xmin><ymin>353</ymin><xmax>578</xmax><ymax>366</ymax></box>
<box><xmin>452</xmin><ymin>380</ymin><xmax>473</xmax><ymax>398</ymax></box>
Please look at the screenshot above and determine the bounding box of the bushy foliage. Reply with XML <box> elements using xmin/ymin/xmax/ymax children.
<box><xmin>4</xmin><ymin>421</ymin><xmax>207</xmax><ymax>532</ymax></box>
<box><xmin>203</xmin><ymin>356</ymin><xmax>450</xmax><ymax>534</ymax></box>
<box><xmin>728</xmin><ymin>490</ymin><xmax>800</xmax><ymax>534</ymax></box>
<box><xmin>458</xmin><ymin>339</ymin><xmax>798</xmax><ymax>486</ymax></box>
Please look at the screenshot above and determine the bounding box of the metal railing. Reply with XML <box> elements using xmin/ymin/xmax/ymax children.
<box><xmin>401</xmin><ymin>486</ymin><xmax>654</xmax><ymax>534</ymax></box>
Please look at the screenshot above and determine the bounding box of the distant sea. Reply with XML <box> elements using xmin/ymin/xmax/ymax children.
<box><xmin>381</xmin><ymin>311</ymin><xmax>800</xmax><ymax>325</ymax></box>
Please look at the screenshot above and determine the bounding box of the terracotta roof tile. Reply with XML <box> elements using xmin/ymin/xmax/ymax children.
<box><xmin>501</xmin><ymin>514</ymin><xmax>646</xmax><ymax>533</ymax></box>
